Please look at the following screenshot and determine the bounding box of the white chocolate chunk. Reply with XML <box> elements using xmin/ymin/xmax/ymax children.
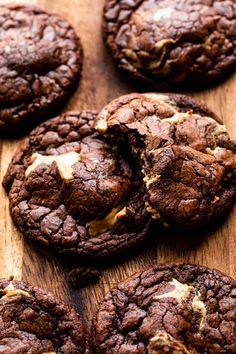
<box><xmin>154</xmin><ymin>278</ymin><xmax>207</xmax><ymax>327</ymax></box>
<box><xmin>1</xmin><ymin>283</ymin><xmax>30</xmax><ymax>299</ymax></box>
<box><xmin>214</xmin><ymin>124</ymin><xmax>226</xmax><ymax>136</ymax></box>
<box><xmin>95</xmin><ymin>110</ymin><xmax>109</xmax><ymax>132</ymax></box>
<box><xmin>154</xmin><ymin>278</ymin><xmax>192</xmax><ymax>301</ymax></box>
<box><xmin>25</xmin><ymin>151</ymin><xmax>80</xmax><ymax>180</ymax></box>
<box><xmin>211</xmin><ymin>196</ymin><xmax>220</xmax><ymax>204</ymax></box>
<box><xmin>192</xmin><ymin>293</ymin><xmax>207</xmax><ymax>329</ymax></box>
<box><xmin>145</xmin><ymin>201</ymin><xmax>160</xmax><ymax>220</ymax></box>
<box><xmin>205</xmin><ymin>146</ymin><xmax>221</xmax><ymax>156</ymax></box>
<box><xmin>162</xmin><ymin>111</ymin><xmax>188</xmax><ymax>124</ymax></box>
<box><xmin>143</xmin><ymin>93</ymin><xmax>174</xmax><ymax>105</ymax></box>
<box><xmin>143</xmin><ymin>174</ymin><xmax>160</xmax><ymax>188</ymax></box>
<box><xmin>86</xmin><ymin>206</ymin><xmax>127</xmax><ymax>237</ymax></box>
<box><xmin>153</xmin><ymin>8</ymin><xmax>174</xmax><ymax>22</ymax></box>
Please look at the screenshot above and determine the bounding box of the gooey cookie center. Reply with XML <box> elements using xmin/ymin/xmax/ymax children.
<box><xmin>86</xmin><ymin>206</ymin><xmax>127</xmax><ymax>237</ymax></box>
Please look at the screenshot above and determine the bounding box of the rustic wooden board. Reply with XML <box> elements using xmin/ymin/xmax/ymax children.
<box><xmin>0</xmin><ymin>0</ymin><xmax>235</xmax><ymax>333</ymax></box>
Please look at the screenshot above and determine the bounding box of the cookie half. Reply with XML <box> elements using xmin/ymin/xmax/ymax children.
<box><xmin>103</xmin><ymin>0</ymin><xmax>236</xmax><ymax>88</ymax></box>
<box><xmin>3</xmin><ymin>111</ymin><xmax>150</xmax><ymax>258</ymax></box>
<box><xmin>95</xmin><ymin>93</ymin><xmax>236</xmax><ymax>229</ymax></box>
<box><xmin>0</xmin><ymin>279</ymin><xmax>85</xmax><ymax>353</ymax></box>
<box><xmin>92</xmin><ymin>263</ymin><xmax>236</xmax><ymax>353</ymax></box>
<box><xmin>0</xmin><ymin>5</ymin><xmax>83</xmax><ymax>131</ymax></box>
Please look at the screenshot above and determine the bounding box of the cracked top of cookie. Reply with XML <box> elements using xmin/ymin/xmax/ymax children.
<box><xmin>103</xmin><ymin>0</ymin><xmax>236</xmax><ymax>88</ymax></box>
<box><xmin>0</xmin><ymin>279</ymin><xmax>85</xmax><ymax>354</ymax></box>
<box><xmin>92</xmin><ymin>263</ymin><xmax>236</xmax><ymax>353</ymax></box>
<box><xmin>0</xmin><ymin>5</ymin><xmax>83</xmax><ymax>130</ymax></box>
<box><xmin>3</xmin><ymin>111</ymin><xmax>150</xmax><ymax>258</ymax></box>
<box><xmin>95</xmin><ymin>93</ymin><xmax>236</xmax><ymax>229</ymax></box>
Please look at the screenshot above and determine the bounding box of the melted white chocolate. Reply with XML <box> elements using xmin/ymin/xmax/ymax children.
<box><xmin>95</xmin><ymin>110</ymin><xmax>109</xmax><ymax>132</ymax></box>
<box><xmin>154</xmin><ymin>278</ymin><xmax>192</xmax><ymax>301</ymax></box>
<box><xmin>25</xmin><ymin>151</ymin><xmax>80</xmax><ymax>180</ymax></box>
<box><xmin>1</xmin><ymin>283</ymin><xmax>30</xmax><ymax>299</ymax></box>
<box><xmin>155</xmin><ymin>38</ymin><xmax>176</xmax><ymax>49</ymax></box>
<box><xmin>154</xmin><ymin>278</ymin><xmax>207</xmax><ymax>326</ymax></box>
<box><xmin>86</xmin><ymin>206</ymin><xmax>127</xmax><ymax>237</ymax></box>
<box><xmin>192</xmin><ymin>293</ymin><xmax>207</xmax><ymax>329</ymax></box>
<box><xmin>143</xmin><ymin>93</ymin><xmax>174</xmax><ymax>105</ymax></box>
<box><xmin>214</xmin><ymin>125</ymin><xmax>226</xmax><ymax>136</ymax></box>
<box><xmin>148</xmin><ymin>330</ymin><xmax>191</xmax><ymax>354</ymax></box>
<box><xmin>149</xmin><ymin>279</ymin><xmax>207</xmax><ymax>352</ymax></box>
<box><xmin>162</xmin><ymin>111</ymin><xmax>193</xmax><ymax>124</ymax></box>
<box><xmin>205</xmin><ymin>147</ymin><xmax>221</xmax><ymax>156</ymax></box>
<box><xmin>211</xmin><ymin>196</ymin><xmax>220</xmax><ymax>204</ymax></box>
<box><xmin>143</xmin><ymin>94</ymin><xmax>226</xmax><ymax>135</ymax></box>
<box><xmin>145</xmin><ymin>201</ymin><xmax>160</xmax><ymax>220</ymax></box>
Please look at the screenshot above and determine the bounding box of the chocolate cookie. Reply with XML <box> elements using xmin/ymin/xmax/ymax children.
<box><xmin>0</xmin><ymin>5</ymin><xmax>82</xmax><ymax>131</ymax></box>
<box><xmin>103</xmin><ymin>0</ymin><xmax>236</xmax><ymax>89</ymax></box>
<box><xmin>3</xmin><ymin>111</ymin><xmax>150</xmax><ymax>258</ymax></box>
<box><xmin>92</xmin><ymin>263</ymin><xmax>236</xmax><ymax>353</ymax></box>
<box><xmin>95</xmin><ymin>93</ymin><xmax>236</xmax><ymax>229</ymax></box>
<box><xmin>0</xmin><ymin>278</ymin><xmax>85</xmax><ymax>353</ymax></box>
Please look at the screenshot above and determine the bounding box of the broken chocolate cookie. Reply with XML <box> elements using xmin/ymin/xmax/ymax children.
<box><xmin>0</xmin><ymin>279</ymin><xmax>85</xmax><ymax>353</ymax></box>
<box><xmin>92</xmin><ymin>263</ymin><xmax>236</xmax><ymax>353</ymax></box>
<box><xmin>0</xmin><ymin>5</ymin><xmax>83</xmax><ymax>131</ymax></box>
<box><xmin>3</xmin><ymin>111</ymin><xmax>150</xmax><ymax>258</ymax></box>
<box><xmin>95</xmin><ymin>93</ymin><xmax>236</xmax><ymax>229</ymax></box>
<box><xmin>103</xmin><ymin>0</ymin><xmax>236</xmax><ymax>89</ymax></box>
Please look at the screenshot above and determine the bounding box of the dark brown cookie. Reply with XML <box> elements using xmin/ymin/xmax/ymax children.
<box><xmin>95</xmin><ymin>93</ymin><xmax>236</xmax><ymax>229</ymax></box>
<box><xmin>0</xmin><ymin>5</ymin><xmax>82</xmax><ymax>131</ymax></box>
<box><xmin>92</xmin><ymin>263</ymin><xmax>236</xmax><ymax>353</ymax></box>
<box><xmin>3</xmin><ymin>111</ymin><xmax>150</xmax><ymax>258</ymax></box>
<box><xmin>103</xmin><ymin>0</ymin><xmax>236</xmax><ymax>89</ymax></box>
<box><xmin>0</xmin><ymin>278</ymin><xmax>85</xmax><ymax>353</ymax></box>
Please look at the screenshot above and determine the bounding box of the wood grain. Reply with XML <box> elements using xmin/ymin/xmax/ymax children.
<box><xmin>0</xmin><ymin>0</ymin><xmax>235</xmax><ymax>333</ymax></box>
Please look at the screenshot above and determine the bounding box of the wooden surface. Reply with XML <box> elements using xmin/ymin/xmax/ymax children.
<box><xmin>0</xmin><ymin>0</ymin><xmax>235</xmax><ymax>331</ymax></box>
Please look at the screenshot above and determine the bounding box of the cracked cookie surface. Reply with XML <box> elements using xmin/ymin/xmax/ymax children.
<box><xmin>3</xmin><ymin>111</ymin><xmax>150</xmax><ymax>258</ymax></box>
<box><xmin>0</xmin><ymin>5</ymin><xmax>83</xmax><ymax>131</ymax></box>
<box><xmin>103</xmin><ymin>0</ymin><xmax>236</xmax><ymax>89</ymax></box>
<box><xmin>92</xmin><ymin>263</ymin><xmax>236</xmax><ymax>353</ymax></box>
<box><xmin>95</xmin><ymin>93</ymin><xmax>236</xmax><ymax>229</ymax></box>
<box><xmin>0</xmin><ymin>279</ymin><xmax>85</xmax><ymax>353</ymax></box>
